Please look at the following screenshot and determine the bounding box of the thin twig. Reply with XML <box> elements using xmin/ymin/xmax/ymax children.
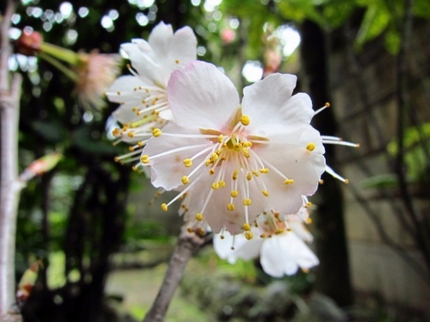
<box><xmin>0</xmin><ymin>0</ymin><xmax>24</xmax><ymax>320</ymax></box>
<box><xmin>142</xmin><ymin>228</ymin><xmax>204</xmax><ymax>322</ymax></box>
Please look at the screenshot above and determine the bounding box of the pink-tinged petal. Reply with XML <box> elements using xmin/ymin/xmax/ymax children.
<box><xmin>260</xmin><ymin>233</ymin><xmax>319</xmax><ymax>277</ymax></box>
<box><xmin>142</xmin><ymin>123</ymin><xmax>212</xmax><ymax>190</ymax></box>
<box><xmin>167</xmin><ymin>61</ymin><xmax>240</xmax><ymax>129</ymax></box>
<box><xmin>242</xmin><ymin>73</ymin><xmax>314</xmax><ymax>133</ymax></box>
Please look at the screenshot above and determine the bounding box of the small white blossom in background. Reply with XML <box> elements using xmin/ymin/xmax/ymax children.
<box><xmin>106</xmin><ymin>22</ymin><xmax>197</xmax><ymax>166</ymax></box>
<box><xmin>140</xmin><ymin>60</ymin><xmax>327</xmax><ymax>235</ymax></box>
<box><xmin>74</xmin><ymin>50</ymin><xmax>122</xmax><ymax>110</ymax></box>
<box><xmin>213</xmin><ymin>207</ymin><xmax>319</xmax><ymax>277</ymax></box>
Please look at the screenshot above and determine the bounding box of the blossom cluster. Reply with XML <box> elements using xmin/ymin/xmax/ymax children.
<box><xmin>106</xmin><ymin>22</ymin><xmax>357</xmax><ymax>277</ymax></box>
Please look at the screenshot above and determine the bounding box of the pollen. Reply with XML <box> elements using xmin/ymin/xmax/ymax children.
<box><xmin>242</xmin><ymin>223</ymin><xmax>251</xmax><ymax>231</ymax></box>
<box><xmin>183</xmin><ymin>159</ymin><xmax>192</xmax><ymax>167</ymax></box>
<box><xmin>141</xmin><ymin>155</ymin><xmax>150</xmax><ymax>164</ymax></box>
<box><xmin>240</xmin><ymin>115</ymin><xmax>250</xmax><ymax>126</ymax></box>
<box><xmin>152</xmin><ymin>128</ymin><xmax>162</xmax><ymax>137</ymax></box>
<box><xmin>161</xmin><ymin>203</ymin><xmax>168</xmax><ymax>212</ymax></box>
<box><xmin>181</xmin><ymin>176</ymin><xmax>190</xmax><ymax>184</ymax></box>
<box><xmin>245</xmin><ymin>231</ymin><xmax>253</xmax><ymax>240</ymax></box>
<box><xmin>195</xmin><ymin>213</ymin><xmax>203</xmax><ymax>221</ymax></box>
<box><xmin>243</xmin><ymin>198</ymin><xmax>252</xmax><ymax>206</ymax></box>
<box><xmin>227</xmin><ymin>203</ymin><xmax>235</xmax><ymax>211</ymax></box>
<box><xmin>306</xmin><ymin>143</ymin><xmax>316</xmax><ymax>151</ymax></box>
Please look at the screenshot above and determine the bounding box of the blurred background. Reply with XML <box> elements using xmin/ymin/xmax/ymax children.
<box><xmin>2</xmin><ymin>0</ymin><xmax>430</xmax><ymax>321</ymax></box>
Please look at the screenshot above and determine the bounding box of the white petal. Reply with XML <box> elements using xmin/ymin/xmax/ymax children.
<box><xmin>242</xmin><ymin>74</ymin><xmax>314</xmax><ymax>134</ymax></box>
<box><xmin>106</xmin><ymin>76</ymin><xmax>153</xmax><ymax>123</ymax></box>
<box><xmin>260</xmin><ymin>233</ymin><xmax>319</xmax><ymax>277</ymax></box>
<box><xmin>121</xmin><ymin>41</ymin><xmax>164</xmax><ymax>86</ymax></box>
<box><xmin>167</xmin><ymin>61</ymin><xmax>240</xmax><ymax>129</ymax></box>
<box><xmin>213</xmin><ymin>229</ymin><xmax>263</xmax><ymax>264</ymax></box>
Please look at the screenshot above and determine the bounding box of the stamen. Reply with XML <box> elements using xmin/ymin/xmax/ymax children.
<box><xmin>306</xmin><ymin>143</ymin><xmax>316</xmax><ymax>151</ymax></box>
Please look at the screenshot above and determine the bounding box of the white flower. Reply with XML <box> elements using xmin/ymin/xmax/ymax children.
<box><xmin>213</xmin><ymin>209</ymin><xmax>319</xmax><ymax>277</ymax></box>
<box><xmin>140</xmin><ymin>60</ymin><xmax>326</xmax><ymax>235</ymax></box>
<box><xmin>106</xmin><ymin>21</ymin><xmax>197</xmax><ymax>165</ymax></box>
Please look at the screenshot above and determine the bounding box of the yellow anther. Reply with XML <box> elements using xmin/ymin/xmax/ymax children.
<box><xmin>231</xmin><ymin>190</ymin><xmax>239</xmax><ymax>198</ymax></box>
<box><xmin>218</xmin><ymin>180</ymin><xmax>226</xmax><ymax>187</ymax></box>
<box><xmin>227</xmin><ymin>203</ymin><xmax>235</xmax><ymax>211</ymax></box>
<box><xmin>232</xmin><ymin>169</ymin><xmax>238</xmax><ymax>180</ymax></box>
<box><xmin>152</xmin><ymin>128</ymin><xmax>162</xmax><ymax>137</ymax></box>
<box><xmin>284</xmin><ymin>179</ymin><xmax>294</xmax><ymax>185</ymax></box>
<box><xmin>245</xmin><ymin>231</ymin><xmax>253</xmax><ymax>240</ymax></box>
<box><xmin>195</xmin><ymin>213</ymin><xmax>203</xmax><ymax>221</ymax></box>
<box><xmin>183</xmin><ymin>159</ymin><xmax>192</xmax><ymax>167</ymax></box>
<box><xmin>325</xmin><ymin>102</ymin><xmax>331</xmax><ymax>107</ymax></box>
<box><xmin>240</xmin><ymin>115</ymin><xmax>250</xmax><ymax>126</ymax></box>
<box><xmin>196</xmin><ymin>227</ymin><xmax>205</xmax><ymax>236</ymax></box>
<box><xmin>260</xmin><ymin>233</ymin><xmax>266</xmax><ymax>238</ymax></box>
<box><xmin>187</xmin><ymin>227</ymin><xmax>193</xmax><ymax>233</ymax></box>
<box><xmin>209</xmin><ymin>169</ymin><xmax>215</xmax><ymax>175</ymax></box>
<box><xmin>217</xmin><ymin>135</ymin><xmax>224</xmax><ymax>143</ymax></box>
<box><xmin>220</xmin><ymin>235</ymin><xmax>225</xmax><ymax>239</ymax></box>
<box><xmin>306</xmin><ymin>143</ymin><xmax>316</xmax><ymax>151</ymax></box>
<box><xmin>141</xmin><ymin>155</ymin><xmax>150</xmax><ymax>164</ymax></box>
<box><xmin>262</xmin><ymin>190</ymin><xmax>269</xmax><ymax>197</ymax></box>
<box><xmin>137</xmin><ymin>141</ymin><xmax>144</xmax><ymax>147</ymax></box>
<box><xmin>275</xmin><ymin>228</ymin><xmax>284</xmax><ymax>234</ymax></box>
<box><xmin>211</xmin><ymin>182</ymin><xmax>220</xmax><ymax>190</ymax></box>
<box><xmin>132</xmin><ymin>166</ymin><xmax>138</xmax><ymax>171</ymax></box>
<box><xmin>243</xmin><ymin>141</ymin><xmax>252</xmax><ymax>148</ymax></box>
<box><xmin>175</xmin><ymin>59</ymin><xmax>180</xmax><ymax>64</ymax></box>
<box><xmin>243</xmin><ymin>198</ymin><xmax>252</xmax><ymax>206</ymax></box>
<box><xmin>205</xmin><ymin>159</ymin><xmax>212</xmax><ymax>166</ymax></box>
<box><xmin>246</xmin><ymin>173</ymin><xmax>252</xmax><ymax>181</ymax></box>
<box><xmin>242</xmin><ymin>223</ymin><xmax>251</xmax><ymax>231</ymax></box>
<box><xmin>128</xmin><ymin>132</ymin><xmax>134</xmax><ymax>138</ymax></box>
<box><xmin>305</xmin><ymin>202</ymin><xmax>312</xmax><ymax>208</ymax></box>
<box><xmin>211</xmin><ymin>153</ymin><xmax>219</xmax><ymax>162</ymax></box>
<box><xmin>181</xmin><ymin>176</ymin><xmax>190</xmax><ymax>185</ymax></box>
<box><xmin>161</xmin><ymin>203</ymin><xmax>168</xmax><ymax>212</ymax></box>
<box><xmin>260</xmin><ymin>168</ymin><xmax>269</xmax><ymax>174</ymax></box>
<box><xmin>306</xmin><ymin>218</ymin><xmax>313</xmax><ymax>224</ymax></box>
<box><xmin>243</xmin><ymin>150</ymin><xmax>250</xmax><ymax>158</ymax></box>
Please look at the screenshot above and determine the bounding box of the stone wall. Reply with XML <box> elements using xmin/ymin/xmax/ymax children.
<box><xmin>329</xmin><ymin>18</ymin><xmax>430</xmax><ymax>317</ymax></box>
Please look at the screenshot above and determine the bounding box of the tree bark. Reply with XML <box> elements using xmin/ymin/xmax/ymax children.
<box><xmin>299</xmin><ymin>19</ymin><xmax>353</xmax><ymax>307</ymax></box>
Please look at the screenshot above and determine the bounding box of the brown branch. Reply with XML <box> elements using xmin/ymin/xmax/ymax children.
<box><xmin>142</xmin><ymin>228</ymin><xmax>204</xmax><ymax>322</ymax></box>
<box><xmin>0</xmin><ymin>0</ymin><xmax>24</xmax><ymax>320</ymax></box>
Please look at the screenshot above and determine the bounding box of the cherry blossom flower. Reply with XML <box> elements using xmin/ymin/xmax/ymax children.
<box><xmin>140</xmin><ymin>60</ymin><xmax>326</xmax><ymax>235</ymax></box>
<box><xmin>74</xmin><ymin>50</ymin><xmax>122</xmax><ymax>110</ymax></box>
<box><xmin>106</xmin><ymin>22</ymin><xmax>197</xmax><ymax>165</ymax></box>
<box><xmin>213</xmin><ymin>208</ymin><xmax>319</xmax><ymax>277</ymax></box>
